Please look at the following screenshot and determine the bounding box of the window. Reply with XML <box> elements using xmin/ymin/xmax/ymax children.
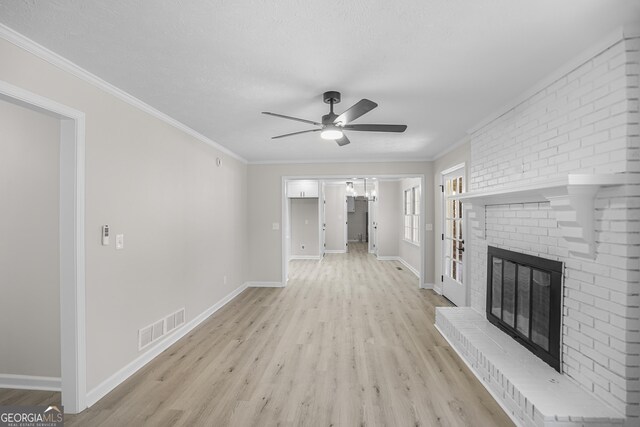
<box><xmin>404</xmin><ymin>186</ymin><xmax>420</xmax><ymax>244</ymax></box>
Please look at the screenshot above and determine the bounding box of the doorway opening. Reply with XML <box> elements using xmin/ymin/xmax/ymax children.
<box><xmin>347</xmin><ymin>195</ymin><xmax>369</xmax><ymax>252</ymax></box>
<box><xmin>0</xmin><ymin>80</ymin><xmax>86</xmax><ymax>413</ymax></box>
<box><xmin>282</xmin><ymin>175</ymin><xmax>424</xmax><ymax>288</ymax></box>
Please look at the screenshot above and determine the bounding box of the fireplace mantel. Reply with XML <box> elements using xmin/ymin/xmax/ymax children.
<box><xmin>450</xmin><ymin>174</ymin><xmax>638</xmax><ymax>258</ymax></box>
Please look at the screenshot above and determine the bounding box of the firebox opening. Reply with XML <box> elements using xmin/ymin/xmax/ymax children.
<box><xmin>486</xmin><ymin>246</ymin><xmax>563</xmax><ymax>371</ymax></box>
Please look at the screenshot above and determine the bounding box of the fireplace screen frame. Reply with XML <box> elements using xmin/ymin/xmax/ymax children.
<box><xmin>486</xmin><ymin>246</ymin><xmax>563</xmax><ymax>371</ymax></box>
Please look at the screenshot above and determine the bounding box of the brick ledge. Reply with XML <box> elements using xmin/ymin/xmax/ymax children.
<box><xmin>435</xmin><ymin>307</ymin><xmax>625</xmax><ymax>427</ymax></box>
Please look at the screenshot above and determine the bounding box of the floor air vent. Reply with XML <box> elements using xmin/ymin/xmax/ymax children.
<box><xmin>139</xmin><ymin>308</ymin><xmax>186</xmax><ymax>351</ymax></box>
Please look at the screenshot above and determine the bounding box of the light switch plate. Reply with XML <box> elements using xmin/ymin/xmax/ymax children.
<box><xmin>426</xmin><ymin>223</ymin><xmax>433</xmax><ymax>231</ymax></box>
<box><xmin>272</xmin><ymin>222</ymin><xmax>280</xmax><ymax>230</ymax></box>
<box><xmin>115</xmin><ymin>234</ymin><xmax>124</xmax><ymax>250</ymax></box>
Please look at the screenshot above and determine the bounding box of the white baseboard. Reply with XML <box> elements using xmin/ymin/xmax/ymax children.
<box><xmin>245</xmin><ymin>281</ymin><xmax>285</xmax><ymax>288</ymax></box>
<box><xmin>376</xmin><ymin>256</ymin><xmax>420</xmax><ymax>278</ymax></box>
<box><xmin>86</xmin><ymin>283</ymin><xmax>247</xmax><ymax>407</ymax></box>
<box><xmin>433</xmin><ymin>282</ymin><xmax>443</xmax><ymax>294</ymax></box>
<box><xmin>397</xmin><ymin>258</ymin><xmax>420</xmax><ymax>278</ymax></box>
<box><xmin>324</xmin><ymin>250</ymin><xmax>346</xmax><ymax>254</ymax></box>
<box><xmin>288</xmin><ymin>255</ymin><xmax>321</xmax><ymax>260</ymax></box>
<box><xmin>421</xmin><ymin>283</ymin><xmax>435</xmax><ymax>290</ymax></box>
<box><xmin>0</xmin><ymin>374</ymin><xmax>61</xmax><ymax>391</ymax></box>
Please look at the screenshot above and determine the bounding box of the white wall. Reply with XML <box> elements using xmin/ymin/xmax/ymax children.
<box><xmin>376</xmin><ymin>180</ymin><xmax>401</xmax><ymax>257</ymax></box>
<box><xmin>290</xmin><ymin>198</ymin><xmax>319</xmax><ymax>257</ymax></box>
<box><xmin>247</xmin><ymin>163</ymin><xmax>434</xmax><ymax>284</ymax></box>
<box><xmin>466</xmin><ymin>33</ymin><xmax>639</xmax><ymax>420</ymax></box>
<box><xmin>324</xmin><ymin>184</ymin><xmax>346</xmax><ymax>252</ymax></box>
<box><xmin>0</xmin><ymin>37</ymin><xmax>249</xmax><ymax>392</ymax></box>
<box><xmin>433</xmin><ymin>141</ymin><xmax>471</xmax><ymax>292</ymax></box>
<box><xmin>0</xmin><ymin>99</ymin><xmax>60</xmax><ymax>378</ymax></box>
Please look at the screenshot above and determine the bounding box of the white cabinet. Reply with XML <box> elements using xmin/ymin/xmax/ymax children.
<box><xmin>287</xmin><ymin>180</ymin><xmax>319</xmax><ymax>198</ymax></box>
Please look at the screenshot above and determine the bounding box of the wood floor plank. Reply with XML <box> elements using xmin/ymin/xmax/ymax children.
<box><xmin>0</xmin><ymin>243</ymin><xmax>513</xmax><ymax>426</ymax></box>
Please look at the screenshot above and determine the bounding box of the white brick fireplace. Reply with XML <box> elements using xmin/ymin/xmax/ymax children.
<box><xmin>436</xmin><ymin>26</ymin><xmax>640</xmax><ymax>427</ymax></box>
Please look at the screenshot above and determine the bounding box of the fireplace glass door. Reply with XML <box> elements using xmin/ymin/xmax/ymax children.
<box><xmin>487</xmin><ymin>246</ymin><xmax>562</xmax><ymax>371</ymax></box>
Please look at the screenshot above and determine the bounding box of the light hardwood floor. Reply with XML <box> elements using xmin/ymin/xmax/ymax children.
<box><xmin>0</xmin><ymin>243</ymin><xmax>513</xmax><ymax>426</ymax></box>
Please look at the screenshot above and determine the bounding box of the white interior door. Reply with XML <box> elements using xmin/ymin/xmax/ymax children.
<box><xmin>442</xmin><ymin>167</ymin><xmax>466</xmax><ymax>306</ymax></box>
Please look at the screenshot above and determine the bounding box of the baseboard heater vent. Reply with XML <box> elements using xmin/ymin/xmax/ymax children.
<box><xmin>138</xmin><ymin>308</ymin><xmax>186</xmax><ymax>351</ymax></box>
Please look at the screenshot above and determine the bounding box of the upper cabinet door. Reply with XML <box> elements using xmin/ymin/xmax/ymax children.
<box><xmin>287</xmin><ymin>180</ymin><xmax>319</xmax><ymax>198</ymax></box>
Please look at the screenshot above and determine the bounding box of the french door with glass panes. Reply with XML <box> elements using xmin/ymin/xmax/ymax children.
<box><xmin>442</xmin><ymin>166</ymin><xmax>466</xmax><ymax>306</ymax></box>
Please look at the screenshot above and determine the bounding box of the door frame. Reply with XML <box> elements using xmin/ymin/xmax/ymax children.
<box><xmin>439</xmin><ymin>163</ymin><xmax>468</xmax><ymax>306</ymax></box>
<box><xmin>0</xmin><ymin>80</ymin><xmax>87</xmax><ymax>413</ymax></box>
<box><xmin>319</xmin><ymin>181</ymin><xmax>326</xmax><ymax>258</ymax></box>
<box><xmin>282</xmin><ymin>174</ymin><xmax>426</xmax><ymax>288</ymax></box>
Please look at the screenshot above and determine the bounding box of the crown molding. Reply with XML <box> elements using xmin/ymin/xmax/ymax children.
<box><xmin>0</xmin><ymin>23</ymin><xmax>247</xmax><ymax>164</ymax></box>
<box><xmin>248</xmin><ymin>156</ymin><xmax>433</xmax><ymax>165</ymax></box>
<box><xmin>432</xmin><ymin>134</ymin><xmax>470</xmax><ymax>161</ymax></box>
<box><xmin>466</xmin><ymin>24</ymin><xmax>632</xmax><ymax>136</ymax></box>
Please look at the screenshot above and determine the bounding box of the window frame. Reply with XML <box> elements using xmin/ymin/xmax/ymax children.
<box><xmin>403</xmin><ymin>185</ymin><xmax>420</xmax><ymax>245</ymax></box>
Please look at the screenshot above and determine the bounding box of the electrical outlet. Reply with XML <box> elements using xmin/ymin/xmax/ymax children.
<box><xmin>223</xmin><ymin>275</ymin><xmax>227</xmax><ymax>285</ymax></box>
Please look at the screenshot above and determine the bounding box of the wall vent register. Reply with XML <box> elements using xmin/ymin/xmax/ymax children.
<box><xmin>486</xmin><ymin>246</ymin><xmax>563</xmax><ymax>371</ymax></box>
<box><xmin>138</xmin><ymin>308</ymin><xmax>186</xmax><ymax>351</ymax></box>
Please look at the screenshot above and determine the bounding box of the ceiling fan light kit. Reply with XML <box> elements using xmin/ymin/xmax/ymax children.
<box><xmin>262</xmin><ymin>91</ymin><xmax>407</xmax><ymax>146</ymax></box>
<box><xmin>320</xmin><ymin>125</ymin><xmax>343</xmax><ymax>140</ymax></box>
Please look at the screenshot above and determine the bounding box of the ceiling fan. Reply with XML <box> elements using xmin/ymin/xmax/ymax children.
<box><xmin>262</xmin><ymin>91</ymin><xmax>407</xmax><ymax>146</ymax></box>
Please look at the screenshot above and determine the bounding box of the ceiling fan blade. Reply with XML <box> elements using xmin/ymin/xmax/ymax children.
<box><xmin>272</xmin><ymin>128</ymin><xmax>321</xmax><ymax>139</ymax></box>
<box><xmin>335</xmin><ymin>135</ymin><xmax>351</xmax><ymax>146</ymax></box>
<box><xmin>334</xmin><ymin>99</ymin><xmax>378</xmax><ymax>125</ymax></box>
<box><xmin>342</xmin><ymin>124</ymin><xmax>407</xmax><ymax>133</ymax></box>
<box><xmin>262</xmin><ymin>111</ymin><xmax>321</xmax><ymax>126</ymax></box>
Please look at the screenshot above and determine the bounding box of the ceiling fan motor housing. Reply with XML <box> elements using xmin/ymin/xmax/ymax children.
<box><xmin>322</xmin><ymin>113</ymin><xmax>338</xmax><ymax>125</ymax></box>
<box><xmin>323</xmin><ymin>91</ymin><xmax>341</xmax><ymax>105</ymax></box>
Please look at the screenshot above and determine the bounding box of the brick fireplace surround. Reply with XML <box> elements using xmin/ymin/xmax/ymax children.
<box><xmin>436</xmin><ymin>26</ymin><xmax>639</xmax><ymax>427</ymax></box>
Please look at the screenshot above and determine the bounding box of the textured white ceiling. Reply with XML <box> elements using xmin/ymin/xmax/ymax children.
<box><xmin>0</xmin><ymin>0</ymin><xmax>638</xmax><ymax>162</ymax></box>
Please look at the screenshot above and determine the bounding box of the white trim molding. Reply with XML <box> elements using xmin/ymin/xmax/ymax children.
<box><xmin>377</xmin><ymin>256</ymin><xmax>420</xmax><ymax>278</ymax></box>
<box><xmin>245</xmin><ymin>281</ymin><xmax>285</xmax><ymax>288</ymax></box>
<box><xmin>0</xmin><ymin>374</ymin><xmax>62</xmax><ymax>392</ymax></box>
<box><xmin>288</xmin><ymin>255</ymin><xmax>321</xmax><ymax>260</ymax></box>
<box><xmin>421</xmin><ymin>283</ymin><xmax>435</xmax><ymax>290</ymax></box>
<box><xmin>0</xmin><ymin>79</ymin><xmax>87</xmax><ymax>414</ymax></box>
<box><xmin>86</xmin><ymin>283</ymin><xmax>247</xmax><ymax>407</ymax></box>
<box><xmin>0</xmin><ymin>23</ymin><xmax>246</xmax><ymax>164</ymax></box>
<box><xmin>324</xmin><ymin>250</ymin><xmax>346</xmax><ymax>254</ymax></box>
<box><xmin>433</xmin><ymin>282</ymin><xmax>443</xmax><ymax>295</ymax></box>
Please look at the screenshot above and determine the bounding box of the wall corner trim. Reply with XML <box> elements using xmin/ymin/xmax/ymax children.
<box><xmin>85</xmin><ymin>283</ymin><xmax>247</xmax><ymax>407</ymax></box>
<box><xmin>245</xmin><ymin>281</ymin><xmax>285</xmax><ymax>288</ymax></box>
<box><xmin>0</xmin><ymin>374</ymin><xmax>62</xmax><ymax>391</ymax></box>
<box><xmin>0</xmin><ymin>23</ymin><xmax>247</xmax><ymax>164</ymax></box>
